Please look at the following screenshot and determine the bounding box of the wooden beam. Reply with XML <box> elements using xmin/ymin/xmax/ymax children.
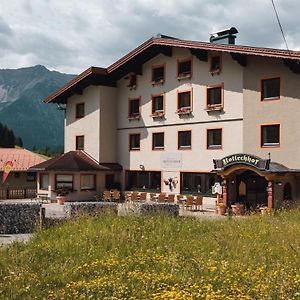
<box><xmin>231</xmin><ymin>53</ymin><xmax>247</xmax><ymax>67</ymax></box>
<box><xmin>159</xmin><ymin>45</ymin><xmax>172</xmax><ymax>57</ymax></box>
<box><xmin>283</xmin><ymin>59</ymin><xmax>300</xmax><ymax>74</ymax></box>
<box><xmin>190</xmin><ymin>49</ymin><xmax>208</xmax><ymax>62</ymax></box>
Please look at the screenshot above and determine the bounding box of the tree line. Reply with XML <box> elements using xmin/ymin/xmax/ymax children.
<box><xmin>0</xmin><ymin>122</ymin><xmax>23</xmax><ymax>148</ymax></box>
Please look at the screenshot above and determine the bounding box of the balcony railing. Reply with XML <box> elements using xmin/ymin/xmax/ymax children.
<box><xmin>0</xmin><ymin>187</ymin><xmax>37</xmax><ymax>200</ymax></box>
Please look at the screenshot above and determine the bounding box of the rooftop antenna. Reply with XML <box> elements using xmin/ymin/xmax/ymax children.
<box><xmin>271</xmin><ymin>0</ymin><xmax>291</xmax><ymax>54</ymax></box>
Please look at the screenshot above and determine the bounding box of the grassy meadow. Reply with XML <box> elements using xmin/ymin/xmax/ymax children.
<box><xmin>1</xmin><ymin>211</ymin><xmax>300</xmax><ymax>299</ymax></box>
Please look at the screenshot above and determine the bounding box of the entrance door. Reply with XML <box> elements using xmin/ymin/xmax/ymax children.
<box><xmin>105</xmin><ymin>174</ymin><xmax>115</xmax><ymax>190</ymax></box>
<box><xmin>236</xmin><ymin>170</ymin><xmax>267</xmax><ymax>209</ymax></box>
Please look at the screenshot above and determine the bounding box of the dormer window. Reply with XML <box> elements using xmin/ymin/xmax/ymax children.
<box><xmin>127</xmin><ymin>73</ymin><xmax>137</xmax><ymax>89</ymax></box>
<box><xmin>210</xmin><ymin>55</ymin><xmax>221</xmax><ymax>75</ymax></box>
<box><xmin>128</xmin><ymin>98</ymin><xmax>140</xmax><ymax>120</ymax></box>
<box><xmin>177</xmin><ymin>59</ymin><xmax>192</xmax><ymax>79</ymax></box>
<box><xmin>152</xmin><ymin>65</ymin><xmax>165</xmax><ymax>85</ymax></box>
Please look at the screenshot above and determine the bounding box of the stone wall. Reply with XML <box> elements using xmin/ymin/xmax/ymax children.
<box><xmin>0</xmin><ymin>203</ymin><xmax>41</xmax><ymax>234</ymax></box>
<box><xmin>118</xmin><ymin>203</ymin><xmax>180</xmax><ymax>217</ymax></box>
<box><xmin>64</xmin><ymin>202</ymin><xmax>118</xmax><ymax>218</ymax></box>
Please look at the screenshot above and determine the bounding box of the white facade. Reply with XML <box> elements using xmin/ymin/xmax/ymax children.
<box><xmin>48</xmin><ymin>36</ymin><xmax>300</xmax><ymax>206</ymax></box>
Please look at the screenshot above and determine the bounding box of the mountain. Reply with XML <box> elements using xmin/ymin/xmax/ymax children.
<box><xmin>0</xmin><ymin>65</ymin><xmax>75</xmax><ymax>151</ymax></box>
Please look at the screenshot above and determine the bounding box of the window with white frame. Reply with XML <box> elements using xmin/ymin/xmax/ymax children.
<box><xmin>40</xmin><ymin>173</ymin><xmax>49</xmax><ymax>190</ymax></box>
<box><xmin>81</xmin><ymin>174</ymin><xmax>96</xmax><ymax>190</ymax></box>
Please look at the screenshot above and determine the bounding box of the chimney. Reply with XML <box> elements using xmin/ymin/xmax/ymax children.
<box><xmin>209</xmin><ymin>27</ymin><xmax>238</xmax><ymax>45</ymax></box>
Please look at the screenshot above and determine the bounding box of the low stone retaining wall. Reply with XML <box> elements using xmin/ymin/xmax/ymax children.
<box><xmin>119</xmin><ymin>203</ymin><xmax>179</xmax><ymax>217</ymax></box>
<box><xmin>0</xmin><ymin>203</ymin><xmax>41</xmax><ymax>234</ymax></box>
<box><xmin>64</xmin><ymin>202</ymin><xmax>118</xmax><ymax>218</ymax></box>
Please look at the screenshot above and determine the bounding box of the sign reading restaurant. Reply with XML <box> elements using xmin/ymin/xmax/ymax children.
<box><xmin>213</xmin><ymin>153</ymin><xmax>270</xmax><ymax>171</ymax></box>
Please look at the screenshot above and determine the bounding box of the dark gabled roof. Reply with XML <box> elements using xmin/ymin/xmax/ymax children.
<box><xmin>29</xmin><ymin>150</ymin><xmax>122</xmax><ymax>172</ymax></box>
<box><xmin>44</xmin><ymin>36</ymin><xmax>300</xmax><ymax>104</ymax></box>
<box><xmin>267</xmin><ymin>162</ymin><xmax>300</xmax><ymax>173</ymax></box>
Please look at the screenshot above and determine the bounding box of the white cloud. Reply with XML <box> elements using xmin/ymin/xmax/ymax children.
<box><xmin>0</xmin><ymin>0</ymin><xmax>299</xmax><ymax>74</ymax></box>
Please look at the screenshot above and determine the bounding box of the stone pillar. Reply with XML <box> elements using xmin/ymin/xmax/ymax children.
<box><xmin>222</xmin><ymin>179</ymin><xmax>227</xmax><ymax>207</ymax></box>
<box><xmin>267</xmin><ymin>181</ymin><xmax>273</xmax><ymax>209</ymax></box>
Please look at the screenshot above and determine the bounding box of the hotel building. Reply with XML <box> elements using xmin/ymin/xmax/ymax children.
<box><xmin>33</xmin><ymin>29</ymin><xmax>300</xmax><ymax>209</ymax></box>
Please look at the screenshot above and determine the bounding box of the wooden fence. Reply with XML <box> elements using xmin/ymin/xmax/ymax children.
<box><xmin>0</xmin><ymin>188</ymin><xmax>37</xmax><ymax>200</ymax></box>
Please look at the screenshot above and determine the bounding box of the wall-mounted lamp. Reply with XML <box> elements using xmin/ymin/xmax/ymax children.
<box><xmin>276</xmin><ymin>181</ymin><xmax>282</xmax><ymax>186</ymax></box>
<box><xmin>139</xmin><ymin>164</ymin><xmax>145</xmax><ymax>170</ymax></box>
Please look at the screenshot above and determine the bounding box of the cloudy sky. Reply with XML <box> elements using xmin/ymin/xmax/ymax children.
<box><xmin>0</xmin><ymin>0</ymin><xmax>299</xmax><ymax>74</ymax></box>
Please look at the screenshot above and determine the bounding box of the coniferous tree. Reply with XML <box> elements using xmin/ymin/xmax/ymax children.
<box><xmin>0</xmin><ymin>122</ymin><xmax>23</xmax><ymax>148</ymax></box>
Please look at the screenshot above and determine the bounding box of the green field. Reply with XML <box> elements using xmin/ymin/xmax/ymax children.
<box><xmin>1</xmin><ymin>211</ymin><xmax>300</xmax><ymax>299</ymax></box>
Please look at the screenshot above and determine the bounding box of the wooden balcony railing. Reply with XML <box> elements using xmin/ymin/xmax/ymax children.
<box><xmin>0</xmin><ymin>188</ymin><xmax>37</xmax><ymax>200</ymax></box>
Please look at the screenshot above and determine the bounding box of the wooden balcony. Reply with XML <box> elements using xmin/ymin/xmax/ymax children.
<box><xmin>0</xmin><ymin>187</ymin><xmax>37</xmax><ymax>200</ymax></box>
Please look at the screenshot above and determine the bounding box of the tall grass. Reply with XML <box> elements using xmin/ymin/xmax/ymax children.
<box><xmin>1</xmin><ymin>211</ymin><xmax>300</xmax><ymax>299</ymax></box>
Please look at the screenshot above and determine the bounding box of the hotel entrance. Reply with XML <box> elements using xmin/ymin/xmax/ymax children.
<box><xmin>233</xmin><ymin>170</ymin><xmax>268</xmax><ymax>209</ymax></box>
<box><xmin>213</xmin><ymin>153</ymin><xmax>300</xmax><ymax>210</ymax></box>
<box><xmin>213</xmin><ymin>153</ymin><xmax>275</xmax><ymax>209</ymax></box>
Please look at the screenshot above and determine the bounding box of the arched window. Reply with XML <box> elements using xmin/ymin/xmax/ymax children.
<box><xmin>283</xmin><ymin>183</ymin><xmax>292</xmax><ymax>201</ymax></box>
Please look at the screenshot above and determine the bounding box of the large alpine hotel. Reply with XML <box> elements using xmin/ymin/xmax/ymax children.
<box><xmin>32</xmin><ymin>28</ymin><xmax>300</xmax><ymax>209</ymax></box>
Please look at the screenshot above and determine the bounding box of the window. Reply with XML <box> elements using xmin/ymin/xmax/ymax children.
<box><xmin>210</xmin><ymin>55</ymin><xmax>221</xmax><ymax>74</ymax></box>
<box><xmin>177</xmin><ymin>59</ymin><xmax>192</xmax><ymax>78</ymax></box>
<box><xmin>261</xmin><ymin>78</ymin><xmax>280</xmax><ymax>101</ymax></box>
<box><xmin>152</xmin><ymin>132</ymin><xmax>164</xmax><ymax>150</ymax></box>
<box><xmin>128</xmin><ymin>98</ymin><xmax>140</xmax><ymax>119</ymax></box>
<box><xmin>207</xmin><ymin>129</ymin><xmax>222</xmax><ymax>149</ymax></box>
<box><xmin>177</xmin><ymin>91</ymin><xmax>192</xmax><ymax>112</ymax></box>
<box><xmin>76</xmin><ymin>103</ymin><xmax>85</xmax><ymax>118</ymax></box>
<box><xmin>207</xmin><ymin>85</ymin><xmax>223</xmax><ymax>109</ymax></box>
<box><xmin>55</xmin><ymin>174</ymin><xmax>73</xmax><ymax>190</ymax></box>
<box><xmin>152</xmin><ymin>65</ymin><xmax>165</xmax><ymax>84</ymax></box>
<box><xmin>180</xmin><ymin>172</ymin><xmax>221</xmax><ymax>195</ymax></box>
<box><xmin>27</xmin><ymin>172</ymin><xmax>36</xmax><ymax>182</ymax></box>
<box><xmin>151</xmin><ymin>94</ymin><xmax>164</xmax><ymax>116</ymax></box>
<box><xmin>126</xmin><ymin>171</ymin><xmax>161</xmax><ymax>191</ymax></box>
<box><xmin>81</xmin><ymin>174</ymin><xmax>96</xmax><ymax>190</ymax></box>
<box><xmin>127</xmin><ymin>73</ymin><xmax>137</xmax><ymax>89</ymax></box>
<box><xmin>76</xmin><ymin>135</ymin><xmax>84</xmax><ymax>150</ymax></box>
<box><xmin>105</xmin><ymin>174</ymin><xmax>115</xmax><ymax>190</ymax></box>
<box><xmin>261</xmin><ymin>124</ymin><xmax>280</xmax><ymax>147</ymax></box>
<box><xmin>129</xmin><ymin>133</ymin><xmax>140</xmax><ymax>150</ymax></box>
<box><xmin>40</xmin><ymin>173</ymin><xmax>49</xmax><ymax>190</ymax></box>
<box><xmin>178</xmin><ymin>130</ymin><xmax>191</xmax><ymax>149</ymax></box>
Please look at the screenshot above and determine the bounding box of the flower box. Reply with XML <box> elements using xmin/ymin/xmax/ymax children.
<box><xmin>176</xmin><ymin>108</ymin><xmax>192</xmax><ymax>115</ymax></box>
<box><xmin>151</xmin><ymin>111</ymin><xmax>165</xmax><ymax>119</ymax></box>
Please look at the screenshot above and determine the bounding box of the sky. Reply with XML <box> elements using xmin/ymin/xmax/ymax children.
<box><xmin>0</xmin><ymin>0</ymin><xmax>299</xmax><ymax>74</ymax></box>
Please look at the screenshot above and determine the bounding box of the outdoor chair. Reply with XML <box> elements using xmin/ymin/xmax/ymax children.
<box><xmin>150</xmin><ymin>193</ymin><xmax>156</xmax><ymax>202</ymax></box>
<box><xmin>176</xmin><ymin>194</ymin><xmax>184</xmax><ymax>204</ymax></box>
<box><xmin>103</xmin><ymin>190</ymin><xmax>111</xmax><ymax>202</ymax></box>
<box><xmin>186</xmin><ymin>195</ymin><xmax>194</xmax><ymax>210</ymax></box>
<box><xmin>158</xmin><ymin>193</ymin><xmax>166</xmax><ymax>203</ymax></box>
<box><xmin>113</xmin><ymin>190</ymin><xmax>121</xmax><ymax>202</ymax></box>
<box><xmin>195</xmin><ymin>196</ymin><xmax>203</xmax><ymax>211</ymax></box>
<box><xmin>125</xmin><ymin>191</ymin><xmax>132</xmax><ymax>202</ymax></box>
<box><xmin>167</xmin><ymin>194</ymin><xmax>175</xmax><ymax>203</ymax></box>
<box><xmin>139</xmin><ymin>192</ymin><xmax>147</xmax><ymax>202</ymax></box>
<box><xmin>131</xmin><ymin>192</ymin><xmax>139</xmax><ymax>202</ymax></box>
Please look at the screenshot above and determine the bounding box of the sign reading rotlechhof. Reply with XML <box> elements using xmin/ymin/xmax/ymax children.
<box><xmin>213</xmin><ymin>153</ymin><xmax>270</xmax><ymax>170</ymax></box>
<box><xmin>161</xmin><ymin>153</ymin><xmax>182</xmax><ymax>170</ymax></box>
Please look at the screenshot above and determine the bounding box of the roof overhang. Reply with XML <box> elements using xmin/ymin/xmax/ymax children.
<box><xmin>44</xmin><ymin>37</ymin><xmax>300</xmax><ymax>104</ymax></box>
<box><xmin>213</xmin><ymin>153</ymin><xmax>300</xmax><ymax>178</ymax></box>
